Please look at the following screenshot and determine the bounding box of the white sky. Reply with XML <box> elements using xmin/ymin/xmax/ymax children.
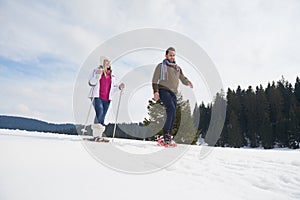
<box><xmin>0</xmin><ymin>0</ymin><xmax>299</xmax><ymax>123</ymax></box>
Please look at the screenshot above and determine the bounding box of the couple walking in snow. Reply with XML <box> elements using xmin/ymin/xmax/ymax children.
<box><xmin>88</xmin><ymin>47</ymin><xmax>193</xmax><ymax>144</ymax></box>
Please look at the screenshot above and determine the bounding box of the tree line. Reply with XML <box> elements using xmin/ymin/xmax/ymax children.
<box><xmin>194</xmin><ymin>76</ymin><xmax>300</xmax><ymax>149</ymax></box>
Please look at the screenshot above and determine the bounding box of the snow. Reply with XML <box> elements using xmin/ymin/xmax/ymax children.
<box><xmin>0</xmin><ymin>129</ymin><xmax>300</xmax><ymax>200</ymax></box>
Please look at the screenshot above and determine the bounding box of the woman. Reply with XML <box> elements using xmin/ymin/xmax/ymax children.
<box><xmin>88</xmin><ymin>57</ymin><xmax>124</xmax><ymax>140</ymax></box>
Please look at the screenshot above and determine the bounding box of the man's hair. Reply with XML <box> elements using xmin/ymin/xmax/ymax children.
<box><xmin>166</xmin><ymin>47</ymin><xmax>176</xmax><ymax>55</ymax></box>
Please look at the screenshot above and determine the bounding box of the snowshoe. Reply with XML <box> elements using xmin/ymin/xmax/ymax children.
<box><xmin>84</xmin><ymin>136</ymin><xmax>109</xmax><ymax>143</ymax></box>
<box><xmin>157</xmin><ymin>135</ymin><xmax>177</xmax><ymax>147</ymax></box>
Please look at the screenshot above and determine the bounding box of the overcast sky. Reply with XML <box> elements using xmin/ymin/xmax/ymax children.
<box><xmin>0</xmin><ymin>0</ymin><xmax>299</xmax><ymax>123</ymax></box>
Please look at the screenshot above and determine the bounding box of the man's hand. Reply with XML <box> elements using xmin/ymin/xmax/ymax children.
<box><xmin>153</xmin><ymin>92</ymin><xmax>159</xmax><ymax>101</ymax></box>
<box><xmin>188</xmin><ymin>81</ymin><xmax>193</xmax><ymax>89</ymax></box>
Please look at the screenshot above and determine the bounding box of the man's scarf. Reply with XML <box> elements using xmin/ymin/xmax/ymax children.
<box><xmin>160</xmin><ymin>59</ymin><xmax>180</xmax><ymax>80</ymax></box>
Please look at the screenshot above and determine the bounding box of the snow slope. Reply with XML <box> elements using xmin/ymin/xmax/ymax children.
<box><xmin>0</xmin><ymin>129</ymin><xmax>299</xmax><ymax>200</ymax></box>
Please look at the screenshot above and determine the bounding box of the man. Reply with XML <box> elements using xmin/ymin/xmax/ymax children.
<box><xmin>152</xmin><ymin>47</ymin><xmax>193</xmax><ymax>144</ymax></box>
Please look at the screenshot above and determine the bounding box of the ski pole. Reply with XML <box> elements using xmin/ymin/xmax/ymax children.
<box><xmin>81</xmin><ymin>68</ymin><xmax>103</xmax><ymax>135</ymax></box>
<box><xmin>81</xmin><ymin>96</ymin><xmax>96</xmax><ymax>135</ymax></box>
<box><xmin>112</xmin><ymin>88</ymin><xmax>123</xmax><ymax>142</ymax></box>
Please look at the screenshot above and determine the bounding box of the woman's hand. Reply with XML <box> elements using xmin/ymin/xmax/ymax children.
<box><xmin>95</xmin><ymin>69</ymin><xmax>103</xmax><ymax>78</ymax></box>
<box><xmin>119</xmin><ymin>83</ymin><xmax>125</xmax><ymax>90</ymax></box>
<box><xmin>96</xmin><ymin>69</ymin><xmax>103</xmax><ymax>74</ymax></box>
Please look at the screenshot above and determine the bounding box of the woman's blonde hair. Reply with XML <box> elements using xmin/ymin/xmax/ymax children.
<box><xmin>100</xmin><ymin>56</ymin><xmax>112</xmax><ymax>77</ymax></box>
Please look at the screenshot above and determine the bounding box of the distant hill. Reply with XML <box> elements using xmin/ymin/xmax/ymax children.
<box><xmin>0</xmin><ymin>115</ymin><xmax>78</xmax><ymax>135</ymax></box>
<box><xmin>0</xmin><ymin>115</ymin><xmax>151</xmax><ymax>140</ymax></box>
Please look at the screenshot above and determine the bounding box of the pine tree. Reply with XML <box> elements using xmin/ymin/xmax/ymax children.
<box><xmin>285</xmin><ymin>82</ymin><xmax>298</xmax><ymax>148</ymax></box>
<box><xmin>192</xmin><ymin>103</ymin><xmax>200</xmax><ymax>130</ymax></box>
<box><xmin>293</xmin><ymin>77</ymin><xmax>300</xmax><ymax>148</ymax></box>
<box><xmin>236</xmin><ymin>86</ymin><xmax>247</xmax><ymax>140</ymax></box>
<box><xmin>143</xmin><ymin>99</ymin><xmax>165</xmax><ymax>139</ymax></box>
<box><xmin>244</xmin><ymin>86</ymin><xmax>257</xmax><ymax>147</ymax></box>
<box><xmin>261</xmin><ymin>112</ymin><xmax>273</xmax><ymax>149</ymax></box>
<box><xmin>276</xmin><ymin>78</ymin><xmax>294</xmax><ymax>147</ymax></box>
<box><xmin>174</xmin><ymin>99</ymin><xmax>197</xmax><ymax>144</ymax></box>
<box><xmin>295</xmin><ymin>77</ymin><xmax>300</xmax><ymax>104</ymax></box>
<box><xmin>206</xmin><ymin>91</ymin><xmax>226</xmax><ymax>146</ymax></box>
<box><xmin>295</xmin><ymin>77</ymin><xmax>300</xmax><ymax>148</ymax></box>
<box><xmin>255</xmin><ymin>85</ymin><xmax>273</xmax><ymax>147</ymax></box>
<box><xmin>197</xmin><ymin>102</ymin><xmax>212</xmax><ymax>137</ymax></box>
<box><xmin>266</xmin><ymin>81</ymin><xmax>284</xmax><ymax>146</ymax></box>
<box><xmin>227</xmin><ymin>110</ymin><xmax>243</xmax><ymax>148</ymax></box>
<box><xmin>144</xmin><ymin>94</ymin><xmax>197</xmax><ymax>144</ymax></box>
<box><xmin>191</xmin><ymin>103</ymin><xmax>202</xmax><ymax>144</ymax></box>
<box><xmin>221</xmin><ymin>88</ymin><xmax>244</xmax><ymax>147</ymax></box>
<box><xmin>287</xmin><ymin>105</ymin><xmax>299</xmax><ymax>148</ymax></box>
<box><xmin>218</xmin><ymin>89</ymin><xmax>234</xmax><ymax>147</ymax></box>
